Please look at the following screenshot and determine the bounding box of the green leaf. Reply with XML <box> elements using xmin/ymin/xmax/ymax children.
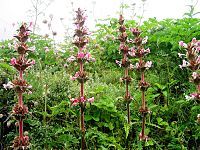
<box><xmin>157</xmin><ymin>117</ymin><xmax>163</xmax><ymax>124</ymax></box>
<box><xmin>124</xmin><ymin>123</ymin><xmax>130</xmax><ymax>139</ymax></box>
<box><xmin>85</xmin><ymin>115</ymin><xmax>92</xmax><ymax>121</ymax></box>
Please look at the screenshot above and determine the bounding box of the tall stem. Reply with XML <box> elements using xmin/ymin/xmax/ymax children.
<box><xmin>127</xmin><ymin>103</ymin><xmax>130</xmax><ymax>124</ymax></box>
<box><xmin>18</xmin><ymin>70</ymin><xmax>24</xmax><ymax>141</ymax></box>
<box><xmin>80</xmin><ymin>106</ymin><xmax>86</xmax><ymax>150</ymax></box>
<box><xmin>19</xmin><ymin>119</ymin><xmax>23</xmax><ymax>140</ymax></box>
<box><xmin>19</xmin><ymin>70</ymin><xmax>23</xmax><ymax>80</ymax></box>
<box><xmin>80</xmin><ymin>59</ymin><xmax>86</xmax><ymax>149</ymax></box>
<box><xmin>141</xmin><ymin>114</ymin><xmax>146</xmax><ymax>138</ymax></box>
<box><xmin>18</xmin><ymin>92</ymin><xmax>23</xmax><ymax>107</ymax></box>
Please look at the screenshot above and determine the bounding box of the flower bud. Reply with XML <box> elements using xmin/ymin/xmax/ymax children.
<box><xmin>0</xmin><ymin>114</ymin><xmax>3</xmax><ymax>118</ymax></box>
<box><xmin>24</xmin><ymin>131</ymin><xmax>29</xmax><ymax>136</ymax></box>
<box><xmin>7</xmin><ymin>121</ymin><xmax>11</xmax><ymax>127</ymax></box>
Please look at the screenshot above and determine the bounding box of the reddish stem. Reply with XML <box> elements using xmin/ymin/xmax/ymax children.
<box><xmin>125</xmin><ymin>68</ymin><xmax>128</xmax><ymax>97</ymax></box>
<box><xmin>80</xmin><ymin>61</ymin><xmax>83</xmax><ymax>72</ymax></box>
<box><xmin>19</xmin><ymin>70</ymin><xmax>23</xmax><ymax>80</ymax></box>
<box><xmin>18</xmin><ymin>92</ymin><xmax>23</xmax><ymax>107</ymax></box>
<box><xmin>79</xmin><ymin>52</ymin><xmax>86</xmax><ymax>149</ymax></box>
<box><xmin>141</xmin><ymin>114</ymin><xmax>146</xmax><ymax>138</ymax></box>
<box><xmin>19</xmin><ymin>119</ymin><xmax>23</xmax><ymax>140</ymax></box>
<box><xmin>81</xmin><ymin>83</ymin><xmax>84</xmax><ymax>97</ymax></box>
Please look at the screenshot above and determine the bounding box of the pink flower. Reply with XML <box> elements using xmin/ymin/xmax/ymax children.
<box><xmin>196</xmin><ymin>47</ymin><xmax>200</xmax><ymax>52</ymax></box>
<box><xmin>29</xmin><ymin>22</ymin><xmax>33</xmax><ymax>27</ymax></box>
<box><xmin>145</xmin><ymin>48</ymin><xmax>150</xmax><ymax>54</ymax></box>
<box><xmin>190</xmin><ymin>93</ymin><xmax>199</xmax><ymax>100</ymax></box>
<box><xmin>87</xmin><ymin>97</ymin><xmax>94</xmax><ymax>103</ymax></box>
<box><xmin>179</xmin><ymin>41</ymin><xmax>184</xmax><ymax>47</ymax></box>
<box><xmin>116</xmin><ymin>60</ymin><xmax>121</xmax><ymax>67</ymax></box>
<box><xmin>70</xmin><ymin>76</ymin><xmax>76</xmax><ymax>80</ymax></box>
<box><xmin>192</xmin><ymin>72</ymin><xmax>198</xmax><ymax>79</ymax></box>
<box><xmin>10</xmin><ymin>58</ymin><xmax>17</xmax><ymax>66</ymax></box>
<box><xmin>70</xmin><ymin>72</ymin><xmax>79</xmax><ymax>80</ymax></box>
<box><xmin>85</xmin><ymin>52</ymin><xmax>91</xmax><ymax>60</ymax></box>
<box><xmin>179</xmin><ymin>41</ymin><xmax>187</xmax><ymax>48</ymax></box>
<box><xmin>197</xmin><ymin>41</ymin><xmax>200</xmax><ymax>46</ymax></box>
<box><xmin>71</xmin><ymin>98</ymin><xmax>79</xmax><ymax>106</ymax></box>
<box><xmin>44</xmin><ymin>47</ymin><xmax>49</xmax><ymax>52</ymax></box>
<box><xmin>77</xmin><ymin>52</ymin><xmax>85</xmax><ymax>59</ymax></box>
<box><xmin>31</xmin><ymin>60</ymin><xmax>35</xmax><ymax>65</ymax></box>
<box><xmin>80</xmin><ymin>96</ymin><xmax>86</xmax><ymax>102</ymax></box>
<box><xmin>191</xmin><ymin>38</ymin><xmax>197</xmax><ymax>45</ymax></box>
<box><xmin>140</xmin><ymin>49</ymin><xmax>145</xmax><ymax>55</ymax></box>
<box><xmin>129</xmin><ymin>47</ymin><xmax>136</xmax><ymax>57</ymax></box>
<box><xmin>130</xmin><ymin>28</ymin><xmax>140</xmax><ymax>36</ymax></box>
<box><xmin>196</xmin><ymin>56</ymin><xmax>200</xmax><ymax>64</ymax></box>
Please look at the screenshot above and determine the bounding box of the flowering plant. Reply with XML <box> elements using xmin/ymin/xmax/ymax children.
<box><xmin>179</xmin><ymin>38</ymin><xmax>200</xmax><ymax>123</ymax></box>
<box><xmin>3</xmin><ymin>22</ymin><xmax>35</xmax><ymax>149</ymax></box>
<box><xmin>116</xmin><ymin>15</ymin><xmax>133</xmax><ymax>124</ymax></box>
<box><xmin>130</xmin><ymin>26</ymin><xmax>152</xmax><ymax>141</ymax></box>
<box><xmin>68</xmin><ymin>8</ymin><xmax>95</xmax><ymax>149</ymax></box>
<box><xmin>179</xmin><ymin>38</ymin><xmax>200</xmax><ymax>100</ymax></box>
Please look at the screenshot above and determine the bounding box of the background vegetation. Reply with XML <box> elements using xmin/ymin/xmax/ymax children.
<box><xmin>0</xmin><ymin>16</ymin><xmax>200</xmax><ymax>149</ymax></box>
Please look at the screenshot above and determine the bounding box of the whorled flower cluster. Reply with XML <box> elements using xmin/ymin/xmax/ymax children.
<box><xmin>116</xmin><ymin>15</ymin><xmax>135</xmax><ymax>71</ymax></box>
<box><xmin>71</xmin><ymin>96</ymin><xmax>94</xmax><ymax>106</ymax></box>
<box><xmin>116</xmin><ymin>15</ymin><xmax>133</xmax><ymax>125</ymax></box>
<box><xmin>68</xmin><ymin>8</ymin><xmax>94</xmax><ymax>149</ymax></box>
<box><xmin>3</xmin><ymin>23</ymin><xmax>34</xmax><ymax>149</ymax></box>
<box><xmin>179</xmin><ymin>38</ymin><xmax>200</xmax><ymax>101</ymax></box>
<box><xmin>130</xmin><ymin>26</ymin><xmax>152</xmax><ymax>141</ymax></box>
<box><xmin>69</xmin><ymin>8</ymin><xmax>95</xmax><ymax>106</ymax></box>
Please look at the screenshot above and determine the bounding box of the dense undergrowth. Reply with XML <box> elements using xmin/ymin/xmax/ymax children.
<box><xmin>0</xmin><ymin>17</ymin><xmax>200</xmax><ymax>149</ymax></box>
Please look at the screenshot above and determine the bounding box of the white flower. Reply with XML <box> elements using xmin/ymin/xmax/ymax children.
<box><xmin>145</xmin><ymin>48</ymin><xmax>150</xmax><ymax>54</ymax></box>
<box><xmin>44</xmin><ymin>46</ymin><xmax>49</xmax><ymax>52</ymax></box>
<box><xmin>87</xmin><ymin>97</ymin><xmax>94</xmax><ymax>103</ymax></box>
<box><xmin>191</xmin><ymin>37</ymin><xmax>197</xmax><ymax>46</ymax></box>
<box><xmin>29</xmin><ymin>46</ymin><xmax>36</xmax><ymax>52</ymax></box>
<box><xmin>178</xmin><ymin>53</ymin><xmax>185</xmax><ymax>58</ymax></box>
<box><xmin>116</xmin><ymin>60</ymin><xmax>121</xmax><ymax>67</ymax></box>
<box><xmin>142</xmin><ymin>36</ymin><xmax>148</xmax><ymax>44</ymax></box>
<box><xmin>183</xmin><ymin>43</ymin><xmax>188</xmax><ymax>48</ymax></box>
<box><xmin>0</xmin><ymin>114</ymin><xmax>3</xmax><ymax>118</ymax></box>
<box><xmin>144</xmin><ymin>61</ymin><xmax>152</xmax><ymax>69</ymax></box>
<box><xmin>135</xmin><ymin>62</ymin><xmax>140</xmax><ymax>69</ymax></box>
<box><xmin>192</xmin><ymin>72</ymin><xmax>198</xmax><ymax>79</ymax></box>
<box><xmin>67</xmin><ymin>56</ymin><xmax>76</xmax><ymax>63</ymax></box>
<box><xmin>8</xmin><ymin>43</ymin><xmax>12</xmax><ymax>49</ymax></box>
<box><xmin>179</xmin><ymin>60</ymin><xmax>189</xmax><ymax>69</ymax></box>
<box><xmin>129</xmin><ymin>64</ymin><xmax>134</xmax><ymax>69</ymax></box>
<box><xmin>3</xmin><ymin>81</ymin><xmax>14</xmax><ymax>90</ymax></box>
<box><xmin>185</xmin><ymin>95</ymin><xmax>193</xmax><ymax>101</ymax></box>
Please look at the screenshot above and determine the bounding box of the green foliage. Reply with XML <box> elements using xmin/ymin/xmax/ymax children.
<box><xmin>1</xmin><ymin>17</ymin><xmax>200</xmax><ymax>149</ymax></box>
